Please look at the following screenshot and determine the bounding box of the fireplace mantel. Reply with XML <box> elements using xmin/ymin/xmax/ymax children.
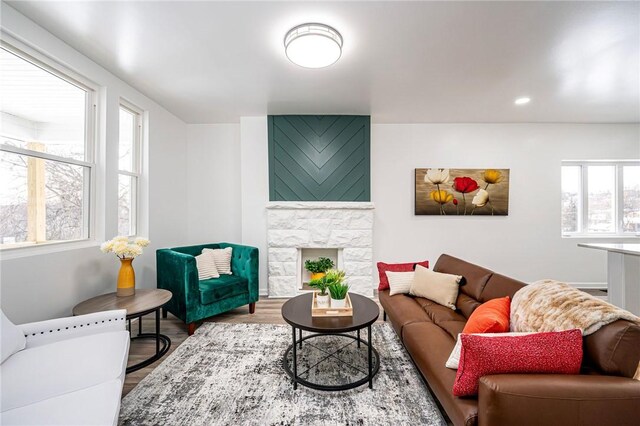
<box><xmin>267</xmin><ymin>202</ymin><xmax>375</xmax><ymax>210</ymax></box>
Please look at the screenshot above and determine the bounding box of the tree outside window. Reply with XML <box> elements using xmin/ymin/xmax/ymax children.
<box><xmin>0</xmin><ymin>45</ymin><xmax>94</xmax><ymax>248</ymax></box>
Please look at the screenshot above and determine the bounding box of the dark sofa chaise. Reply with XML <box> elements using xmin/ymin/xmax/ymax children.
<box><xmin>379</xmin><ymin>254</ymin><xmax>640</xmax><ymax>426</ymax></box>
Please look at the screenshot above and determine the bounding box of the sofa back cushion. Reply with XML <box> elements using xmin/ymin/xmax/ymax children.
<box><xmin>433</xmin><ymin>254</ymin><xmax>493</xmax><ymax>301</ymax></box>
<box><xmin>455</xmin><ymin>293</ymin><xmax>482</xmax><ymax>319</ymax></box>
<box><xmin>584</xmin><ymin>319</ymin><xmax>640</xmax><ymax>379</ymax></box>
<box><xmin>171</xmin><ymin>243</ymin><xmax>221</xmax><ymax>257</ymax></box>
<box><xmin>480</xmin><ymin>273</ymin><xmax>525</xmax><ymax>303</ymax></box>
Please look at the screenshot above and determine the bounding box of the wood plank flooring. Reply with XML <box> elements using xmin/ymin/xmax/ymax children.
<box><xmin>123</xmin><ymin>296</ymin><xmax>384</xmax><ymax>396</ymax></box>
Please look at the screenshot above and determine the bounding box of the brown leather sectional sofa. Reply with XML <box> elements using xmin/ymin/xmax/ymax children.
<box><xmin>379</xmin><ymin>254</ymin><xmax>640</xmax><ymax>426</ymax></box>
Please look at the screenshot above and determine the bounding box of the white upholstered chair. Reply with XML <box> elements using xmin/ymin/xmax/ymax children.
<box><xmin>1</xmin><ymin>308</ymin><xmax>130</xmax><ymax>425</ymax></box>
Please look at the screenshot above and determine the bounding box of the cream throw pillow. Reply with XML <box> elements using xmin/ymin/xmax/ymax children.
<box><xmin>195</xmin><ymin>251</ymin><xmax>220</xmax><ymax>280</ymax></box>
<box><xmin>385</xmin><ymin>271</ymin><xmax>415</xmax><ymax>296</ymax></box>
<box><xmin>203</xmin><ymin>247</ymin><xmax>233</xmax><ymax>275</ymax></box>
<box><xmin>410</xmin><ymin>265</ymin><xmax>461</xmax><ymax>310</ymax></box>
<box><xmin>445</xmin><ymin>332</ymin><xmax>535</xmax><ymax>369</ymax></box>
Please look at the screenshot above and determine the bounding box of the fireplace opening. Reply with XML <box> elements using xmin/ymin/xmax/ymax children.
<box><xmin>298</xmin><ymin>248</ymin><xmax>342</xmax><ymax>291</ymax></box>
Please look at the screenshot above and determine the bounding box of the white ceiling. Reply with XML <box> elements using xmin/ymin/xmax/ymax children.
<box><xmin>6</xmin><ymin>1</ymin><xmax>640</xmax><ymax>124</ymax></box>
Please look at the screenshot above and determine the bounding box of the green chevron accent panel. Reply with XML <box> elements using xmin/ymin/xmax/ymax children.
<box><xmin>268</xmin><ymin>115</ymin><xmax>370</xmax><ymax>201</ymax></box>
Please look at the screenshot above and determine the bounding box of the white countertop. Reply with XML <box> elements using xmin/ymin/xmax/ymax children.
<box><xmin>578</xmin><ymin>243</ymin><xmax>640</xmax><ymax>256</ymax></box>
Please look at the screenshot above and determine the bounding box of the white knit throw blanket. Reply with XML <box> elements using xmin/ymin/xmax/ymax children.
<box><xmin>511</xmin><ymin>279</ymin><xmax>640</xmax><ymax>336</ymax></box>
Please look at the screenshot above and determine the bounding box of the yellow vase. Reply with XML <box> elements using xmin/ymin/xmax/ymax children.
<box><xmin>117</xmin><ymin>258</ymin><xmax>136</xmax><ymax>297</ymax></box>
<box><xmin>310</xmin><ymin>272</ymin><xmax>326</xmax><ymax>281</ymax></box>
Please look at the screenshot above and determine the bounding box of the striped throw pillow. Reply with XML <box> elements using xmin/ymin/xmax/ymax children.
<box><xmin>203</xmin><ymin>247</ymin><xmax>232</xmax><ymax>275</ymax></box>
<box><xmin>195</xmin><ymin>252</ymin><xmax>219</xmax><ymax>280</ymax></box>
<box><xmin>385</xmin><ymin>271</ymin><xmax>415</xmax><ymax>296</ymax></box>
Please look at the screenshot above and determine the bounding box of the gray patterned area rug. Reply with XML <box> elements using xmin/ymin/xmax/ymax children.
<box><xmin>119</xmin><ymin>322</ymin><xmax>446</xmax><ymax>426</ymax></box>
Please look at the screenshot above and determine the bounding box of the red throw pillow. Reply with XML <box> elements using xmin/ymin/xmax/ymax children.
<box><xmin>377</xmin><ymin>260</ymin><xmax>429</xmax><ymax>291</ymax></box>
<box><xmin>453</xmin><ymin>329</ymin><xmax>583</xmax><ymax>396</ymax></box>
<box><xmin>462</xmin><ymin>296</ymin><xmax>510</xmax><ymax>334</ymax></box>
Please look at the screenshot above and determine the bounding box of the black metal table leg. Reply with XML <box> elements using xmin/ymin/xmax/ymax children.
<box><xmin>368</xmin><ymin>324</ymin><xmax>373</xmax><ymax>389</ymax></box>
<box><xmin>299</xmin><ymin>327</ymin><xmax>302</xmax><ymax>349</ymax></box>
<box><xmin>282</xmin><ymin>331</ymin><xmax>380</xmax><ymax>391</ymax></box>
<box><xmin>155</xmin><ymin>308</ymin><xmax>160</xmax><ymax>356</ymax></box>
<box><xmin>357</xmin><ymin>329</ymin><xmax>361</xmax><ymax>348</ymax></box>
<box><xmin>292</xmin><ymin>326</ymin><xmax>298</xmax><ymax>390</ymax></box>
<box><xmin>126</xmin><ymin>308</ymin><xmax>171</xmax><ymax>374</ymax></box>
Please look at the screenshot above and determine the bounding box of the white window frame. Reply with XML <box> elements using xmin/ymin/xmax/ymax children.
<box><xmin>117</xmin><ymin>100</ymin><xmax>143</xmax><ymax>237</ymax></box>
<box><xmin>0</xmin><ymin>39</ymin><xmax>98</xmax><ymax>255</ymax></box>
<box><xmin>561</xmin><ymin>159</ymin><xmax>640</xmax><ymax>238</ymax></box>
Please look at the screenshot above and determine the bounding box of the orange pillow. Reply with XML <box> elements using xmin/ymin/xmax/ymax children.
<box><xmin>462</xmin><ymin>296</ymin><xmax>510</xmax><ymax>334</ymax></box>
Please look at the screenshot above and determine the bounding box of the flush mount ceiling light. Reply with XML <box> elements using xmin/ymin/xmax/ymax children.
<box><xmin>284</xmin><ymin>23</ymin><xmax>343</xmax><ymax>68</ymax></box>
<box><xmin>514</xmin><ymin>97</ymin><xmax>531</xmax><ymax>105</ymax></box>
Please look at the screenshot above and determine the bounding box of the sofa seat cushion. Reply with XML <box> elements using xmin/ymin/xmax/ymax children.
<box><xmin>1</xmin><ymin>379</ymin><xmax>123</xmax><ymax>426</ymax></box>
<box><xmin>403</xmin><ymin>321</ymin><xmax>478</xmax><ymax>426</ymax></box>
<box><xmin>378</xmin><ymin>291</ymin><xmax>432</xmax><ymax>339</ymax></box>
<box><xmin>199</xmin><ymin>275</ymin><xmax>248</xmax><ymax>305</ymax></box>
<box><xmin>1</xmin><ymin>331</ymin><xmax>129</xmax><ymax>412</ymax></box>
<box><xmin>414</xmin><ymin>297</ymin><xmax>467</xmax><ymax>339</ymax></box>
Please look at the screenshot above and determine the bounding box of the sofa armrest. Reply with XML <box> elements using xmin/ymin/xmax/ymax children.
<box><xmin>156</xmin><ymin>248</ymin><xmax>200</xmax><ymax>321</ymax></box>
<box><xmin>19</xmin><ymin>309</ymin><xmax>127</xmax><ymax>349</ymax></box>
<box><xmin>478</xmin><ymin>374</ymin><xmax>640</xmax><ymax>426</ymax></box>
<box><xmin>220</xmin><ymin>243</ymin><xmax>259</xmax><ymax>301</ymax></box>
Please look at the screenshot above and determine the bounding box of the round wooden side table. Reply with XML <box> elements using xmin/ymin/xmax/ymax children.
<box><xmin>73</xmin><ymin>289</ymin><xmax>172</xmax><ymax>373</ymax></box>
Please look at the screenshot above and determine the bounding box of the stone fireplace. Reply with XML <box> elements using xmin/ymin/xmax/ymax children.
<box><xmin>266</xmin><ymin>202</ymin><xmax>375</xmax><ymax>297</ymax></box>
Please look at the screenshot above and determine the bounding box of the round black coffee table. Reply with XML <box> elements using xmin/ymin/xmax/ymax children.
<box><xmin>281</xmin><ymin>292</ymin><xmax>380</xmax><ymax>391</ymax></box>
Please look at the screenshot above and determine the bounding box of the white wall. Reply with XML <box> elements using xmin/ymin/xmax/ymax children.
<box><xmin>186</xmin><ymin>124</ymin><xmax>241</xmax><ymax>244</ymax></box>
<box><xmin>372</xmin><ymin>123</ymin><xmax>640</xmax><ymax>285</ymax></box>
<box><xmin>230</xmin><ymin>119</ymin><xmax>640</xmax><ymax>294</ymax></box>
<box><xmin>240</xmin><ymin>117</ymin><xmax>269</xmax><ymax>295</ymax></box>
<box><xmin>184</xmin><ymin>119</ymin><xmax>268</xmax><ymax>294</ymax></box>
<box><xmin>0</xmin><ymin>4</ymin><xmax>189</xmax><ymax>323</ymax></box>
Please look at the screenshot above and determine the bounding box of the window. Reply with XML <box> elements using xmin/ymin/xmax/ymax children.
<box><xmin>118</xmin><ymin>103</ymin><xmax>142</xmax><ymax>236</ymax></box>
<box><xmin>561</xmin><ymin>160</ymin><xmax>640</xmax><ymax>237</ymax></box>
<box><xmin>0</xmin><ymin>44</ymin><xmax>95</xmax><ymax>248</ymax></box>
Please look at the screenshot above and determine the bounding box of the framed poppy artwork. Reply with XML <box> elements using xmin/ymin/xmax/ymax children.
<box><xmin>415</xmin><ymin>168</ymin><xmax>510</xmax><ymax>216</ymax></box>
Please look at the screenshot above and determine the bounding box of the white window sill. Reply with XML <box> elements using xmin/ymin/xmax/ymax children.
<box><xmin>0</xmin><ymin>239</ymin><xmax>100</xmax><ymax>260</ymax></box>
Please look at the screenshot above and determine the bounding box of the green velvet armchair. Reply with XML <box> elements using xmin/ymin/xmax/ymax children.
<box><xmin>156</xmin><ymin>243</ymin><xmax>259</xmax><ymax>335</ymax></box>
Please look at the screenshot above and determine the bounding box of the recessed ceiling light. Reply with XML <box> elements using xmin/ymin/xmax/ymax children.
<box><xmin>284</xmin><ymin>23</ymin><xmax>343</xmax><ymax>69</ymax></box>
<box><xmin>514</xmin><ymin>97</ymin><xmax>531</xmax><ymax>105</ymax></box>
